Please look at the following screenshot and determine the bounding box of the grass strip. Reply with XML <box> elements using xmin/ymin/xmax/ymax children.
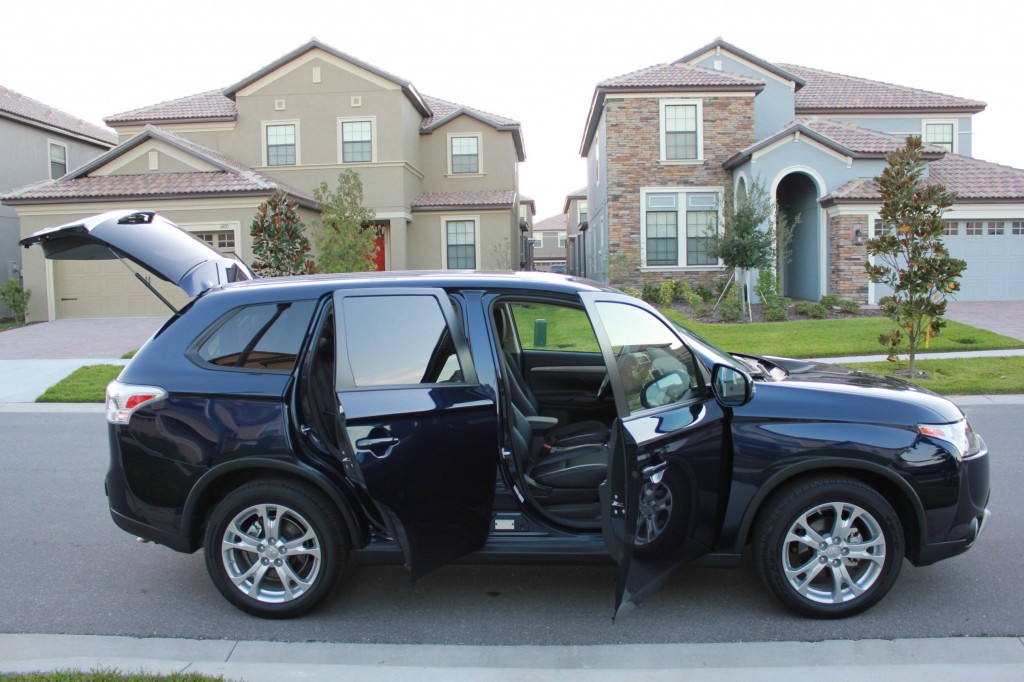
<box><xmin>36</xmin><ymin>365</ymin><xmax>122</xmax><ymax>403</ymax></box>
<box><xmin>842</xmin><ymin>356</ymin><xmax>1024</xmax><ymax>395</ymax></box>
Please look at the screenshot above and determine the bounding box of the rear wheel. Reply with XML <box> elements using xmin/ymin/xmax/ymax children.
<box><xmin>753</xmin><ymin>476</ymin><xmax>903</xmax><ymax>618</ymax></box>
<box><xmin>204</xmin><ymin>479</ymin><xmax>347</xmax><ymax>618</ymax></box>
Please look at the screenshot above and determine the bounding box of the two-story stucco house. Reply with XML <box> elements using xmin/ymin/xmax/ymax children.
<box><xmin>0</xmin><ymin>86</ymin><xmax>116</xmax><ymax>318</ymax></box>
<box><xmin>581</xmin><ymin>38</ymin><xmax>1024</xmax><ymax>303</ymax></box>
<box><xmin>5</xmin><ymin>39</ymin><xmax>526</xmax><ymax>320</ymax></box>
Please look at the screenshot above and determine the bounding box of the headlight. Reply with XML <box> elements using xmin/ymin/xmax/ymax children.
<box><xmin>919</xmin><ymin>418</ymin><xmax>981</xmax><ymax>460</ymax></box>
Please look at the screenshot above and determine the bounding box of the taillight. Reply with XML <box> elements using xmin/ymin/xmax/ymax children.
<box><xmin>106</xmin><ymin>380</ymin><xmax>167</xmax><ymax>424</ymax></box>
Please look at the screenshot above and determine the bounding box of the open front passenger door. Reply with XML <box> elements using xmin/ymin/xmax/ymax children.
<box><xmin>582</xmin><ymin>292</ymin><xmax>730</xmax><ymax>616</ymax></box>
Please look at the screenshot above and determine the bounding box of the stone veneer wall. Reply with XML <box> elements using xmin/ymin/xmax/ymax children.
<box><xmin>603</xmin><ymin>95</ymin><xmax>756</xmax><ymax>289</ymax></box>
<box><xmin>829</xmin><ymin>213</ymin><xmax>869</xmax><ymax>302</ymax></box>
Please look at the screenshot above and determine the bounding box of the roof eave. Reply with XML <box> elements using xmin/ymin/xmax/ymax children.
<box><xmin>105</xmin><ymin>115</ymin><xmax>237</xmax><ymax>127</ymax></box>
<box><xmin>0</xmin><ymin>110</ymin><xmax>117</xmax><ymax>148</ymax></box>
<box><xmin>412</xmin><ymin>203</ymin><xmax>513</xmax><ymax>213</ymax></box>
<box><xmin>797</xmin><ymin>105</ymin><xmax>987</xmax><ymax>116</ymax></box>
<box><xmin>673</xmin><ymin>38</ymin><xmax>807</xmax><ymax>89</ymax></box>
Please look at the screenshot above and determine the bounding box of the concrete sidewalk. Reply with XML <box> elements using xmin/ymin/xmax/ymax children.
<box><xmin>1</xmin><ymin>633</ymin><xmax>1022</xmax><ymax>681</ymax></box>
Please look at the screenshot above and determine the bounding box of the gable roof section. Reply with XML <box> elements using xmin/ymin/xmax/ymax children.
<box><xmin>224</xmin><ymin>39</ymin><xmax>430</xmax><ymax>116</ymax></box>
<box><xmin>534</xmin><ymin>213</ymin><xmax>568</xmax><ymax>232</ymax></box>
<box><xmin>581</xmin><ymin>62</ymin><xmax>764</xmax><ymax>156</ymax></box>
<box><xmin>3</xmin><ymin>125</ymin><xmax>315</xmax><ymax>207</ymax></box>
<box><xmin>823</xmin><ymin>154</ymin><xmax>1024</xmax><ymax>205</ymax></box>
<box><xmin>105</xmin><ymin>90</ymin><xmax>236</xmax><ymax>125</ymax></box>
<box><xmin>723</xmin><ymin>117</ymin><xmax>946</xmax><ymax>169</ymax></box>
<box><xmin>562</xmin><ymin>187</ymin><xmax>587</xmax><ymax>214</ymax></box>
<box><xmin>411</xmin><ymin>190</ymin><xmax>516</xmax><ymax>211</ymax></box>
<box><xmin>782</xmin><ymin>64</ymin><xmax>986</xmax><ymax>114</ymax></box>
<box><xmin>421</xmin><ymin>94</ymin><xmax>525</xmax><ymax>161</ymax></box>
<box><xmin>0</xmin><ymin>85</ymin><xmax>117</xmax><ymax>146</ymax></box>
<box><xmin>674</xmin><ymin>37</ymin><xmax>805</xmax><ymax>89</ymax></box>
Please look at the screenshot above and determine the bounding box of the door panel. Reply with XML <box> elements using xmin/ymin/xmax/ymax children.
<box><xmin>583</xmin><ymin>292</ymin><xmax>728</xmax><ymax>615</ymax></box>
<box><xmin>521</xmin><ymin>350</ymin><xmax>613</xmax><ymax>420</ymax></box>
<box><xmin>331</xmin><ymin>288</ymin><xmax>498</xmax><ymax>579</ymax></box>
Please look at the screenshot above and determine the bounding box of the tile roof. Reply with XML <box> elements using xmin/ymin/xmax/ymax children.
<box><xmin>411</xmin><ymin>190</ymin><xmax>516</xmax><ymax>210</ymax></box>
<box><xmin>823</xmin><ymin>155</ymin><xmax>1024</xmax><ymax>204</ymax></box>
<box><xmin>673</xmin><ymin>37</ymin><xmax>806</xmax><ymax>89</ymax></box>
<box><xmin>420</xmin><ymin>94</ymin><xmax>519</xmax><ymax>129</ymax></box>
<box><xmin>781</xmin><ymin>64</ymin><xmax>986</xmax><ymax>113</ymax></box>
<box><xmin>3</xmin><ymin>125</ymin><xmax>315</xmax><ymax>206</ymax></box>
<box><xmin>104</xmin><ymin>90</ymin><xmax>236</xmax><ymax>124</ymax></box>
<box><xmin>534</xmin><ymin>213</ymin><xmax>568</xmax><ymax>231</ymax></box>
<box><xmin>724</xmin><ymin>117</ymin><xmax>944</xmax><ymax>169</ymax></box>
<box><xmin>598</xmin><ymin>62</ymin><xmax>764</xmax><ymax>89</ymax></box>
<box><xmin>0</xmin><ymin>85</ymin><xmax>117</xmax><ymax>146</ymax></box>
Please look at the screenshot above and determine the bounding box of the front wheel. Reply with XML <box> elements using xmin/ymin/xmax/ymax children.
<box><xmin>204</xmin><ymin>479</ymin><xmax>348</xmax><ymax>618</ymax></box>
<box><xmin>753</xmin><ymin>476</ymin><xmax>904</xmax><ymax>618</ymax></box>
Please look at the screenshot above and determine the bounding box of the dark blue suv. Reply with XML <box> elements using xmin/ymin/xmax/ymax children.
<box><xmin>23</xmin><ymin>210</ymin><xmax>991</xmax><ymax>619</ymax></box>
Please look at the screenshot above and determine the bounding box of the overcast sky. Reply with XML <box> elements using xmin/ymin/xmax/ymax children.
<box><xmin>3</xmin><ymin>0</ymin><xmax>1021</xmax><ymax>219</ymax></box>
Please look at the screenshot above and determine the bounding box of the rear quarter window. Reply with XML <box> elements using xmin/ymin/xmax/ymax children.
<box><xmin>195</xmin><ymin>300</ymin><xmax>316</xmax><ymax>371</ymax></box>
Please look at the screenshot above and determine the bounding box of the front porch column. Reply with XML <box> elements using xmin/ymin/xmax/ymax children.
<box><xmin>388</xmin><ymin>217</ymin><xmax>408</xmax><ymax>270</ymax></box>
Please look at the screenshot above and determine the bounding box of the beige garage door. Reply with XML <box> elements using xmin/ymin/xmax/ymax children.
<box><xmin>54</xmin><ymin>259</ymin><xmax>191</xmax><ymax>318</ymax></box>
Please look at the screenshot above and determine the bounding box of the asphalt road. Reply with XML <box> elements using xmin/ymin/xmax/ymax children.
<box><xmin>0</xmin><ymin>405</ymin><xmax>1018</xmax><ymax>645</ymax></box>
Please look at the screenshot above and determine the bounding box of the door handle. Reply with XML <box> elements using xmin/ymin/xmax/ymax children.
<box><xmin>355</xmin><ymin>436</ymin><xmax>400</xmax><ymax>458</ymax></box>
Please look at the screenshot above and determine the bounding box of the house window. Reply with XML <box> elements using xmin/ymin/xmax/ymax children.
<box><xmin>686</xmin><ymin>211</ymin><xmax>718</xmax><ymax>265</ymax></box>
<box><xmin>341</xmin><ymin>120</ymin><xmax>373</xmax><ymax>163</ymax></box>
<box><xmin>641</xmin><ymin>190</ymin><xmax>720</xmax><ymax>267</ymax></box>
<box><xmin>941</xmin><ymin>221</ymin><xmax>958</xmax><ymax>236</ymax></box>
<box><xmin>193</xmin><ymin>230</ymin><xmax>236</xmax><ymax>253</ymax></box>
<box><xmin>48</xmin><ymin>141</ymin><xmax>67</xmax><ymax>179</ymax></box>
<box><xmin>646</xmin><ymin>212</ymin><xmax>678</xmax><ymax>266</ymax></box>
<box><xmin>923</xmin><ymin>121</ymin><xmax>955</xmax><ymax>153</ymax></box>
<box><xmin>578</xmin><ymin>201</ymin><xmax>588</xmax><ymax>227</ymax></box>
<box><xmin>265</xmin><ymin>123</ymin><xmax>297</xmax><ymax>166</ymax></box>
<box><xmin>988</xmin><ymin>221</ymin><xmax>1005</xmax><ymax>236</ymax></box>
<box><xmin>558</xmin><ymin>232</ymin><xmax>567</xmax><ymax>248</ymax></box>
<box><xmin>660</xmin><ymin>100</ymin><xmax>703</xmax><ymax>162</ymax></box>
<box><xmin>450</xmin><ymin>135</ymin><xmax>480</xmax><ymax>174</ymax></box>
<box><xmin>529</xmin><ymin>234</ymin><xmax>544</xmax><ymax>248</ymax></box>
<box><xmin>965</xmin><ymin>221</ymin><xmax>984</xmax><ymax>236</ymax></box>
<box><xmin>1013</xmin><ymin>221</ymin><xmax>1024</xmax><ymax>235</ymax></box>
<box><xmin>873</xmin><ymin>219</ymin><xmax>886</xmax><ymax>236</ymax></box>
<box><xmin>446</xmin><ymin>220</ymin><xmax>476</xmax><ymax>269</ymax></box>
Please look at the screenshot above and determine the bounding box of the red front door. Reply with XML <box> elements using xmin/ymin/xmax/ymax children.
<box><xmin>372</xmin><ymin>230</ymin><xmax>386</xmax><ymax>271</ymax></box>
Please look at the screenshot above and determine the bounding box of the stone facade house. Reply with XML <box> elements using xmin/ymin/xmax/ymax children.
<box><xmin>0</xmin><ymin>86</ymin><xmax>116</xmax><ymax>318</ymax></box>
<box><xmin>580</xmin><ymin>38</ymin><xmax>1024</xmax><ymax>302</ymax></box>
<box><xmin>5</xmin><ymin>39</ymin><xmax>527</xmax><ymax>320</ymax></box>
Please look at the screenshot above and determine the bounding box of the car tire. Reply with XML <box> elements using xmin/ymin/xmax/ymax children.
<box><xmin>204</xmin><ymin>479</ymin><xmax>348</xmax><ymax>619</ymax></box>
<box><xmin>633</xmin><ymin>467</ymin><xmax>686</xmax><ymax>559</ymax></box>
<box><xmin>753</xmin><ymin>475</ymin><xmax>904</xmax><ymax>618</ymax></box>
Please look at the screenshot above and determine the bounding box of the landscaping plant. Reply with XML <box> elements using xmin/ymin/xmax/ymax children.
<box><xmin>0</xmin><ymin>278</ymin><xmax>31</xmax><ymax>325</ymax></box>
<box><xmin>250</xmin><ymin>192</ymin><xmax>316</xmax><ymax>277</ymax></box>
<box><xmin>313</xmin><ymin>170</ymin><xmax>379</xmax><ymax>273</ymax></box>
<box><xmin>866</xmin><ymin>137</ymin><xmax>966</xmax><ymax>373</ymax></box>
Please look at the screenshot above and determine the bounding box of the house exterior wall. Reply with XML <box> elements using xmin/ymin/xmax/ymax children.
<box><xmin>601</xmin><ymin>93</ymin><xmax>756</xmax><ymax>289</ymax></box>
<box><xmin>829</xmin><ymin>114</ymin><xmax>974</xmax><ymax>157</ymax></box>
<box><xmin>689</xmin><ymin>53</ymin><xmax>796</xmax><ymax>140</ymax></box>
<box><xmin>585</xmin><ymin>114</ymin><xmax>609</xmax><ymax>280</ymax></box>
<box><xmin>827</xmin><ymin>212</ymin><xmax>870</xmax><ymax>302</ymax></box>
<box><xmin>0</xmin><ymin>116</ymin><xmax>112</xmax><ymax>317</ymax></box>
<box><xmin>418</xmin><ymin>117</ymin><xmax>518</xmax><ymax>194</ymax></box>
<box><xmin>408</xmin><ymin>209</ymin><xmax>517</xmax><ymax>271</ymax></box>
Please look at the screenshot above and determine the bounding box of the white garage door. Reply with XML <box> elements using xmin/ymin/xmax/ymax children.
<box><xmin>942</xmin><ymin>220</ymin><xmax>1024</xmax><ymax>301</ymax></box>
<box><xmin>54</xmin><ymin>259</ymin><xmax>190</xmax><ymax>318</ymax></box>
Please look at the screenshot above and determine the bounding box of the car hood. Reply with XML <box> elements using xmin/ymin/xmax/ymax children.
<box><xmin>19</xmin><ymin>210</ymin><xmax>254</xmax><ymax>298</ymax></box>
<box><xmin>750</xmin><ymin>356</ymin><xmax>964</xmax><ymax>424</ymax></box>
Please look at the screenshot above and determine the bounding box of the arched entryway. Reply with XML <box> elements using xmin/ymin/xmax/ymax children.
<box><xmin>775</xmin><ymin>170</ymin><xmax>823</xmax><ymax>301</ymax></box>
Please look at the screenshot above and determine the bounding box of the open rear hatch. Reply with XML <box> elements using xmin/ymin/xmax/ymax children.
<box><xmin>20</xmin><ymin>210</ymin><xmax>254</xmax><ymax>310</ymax></box>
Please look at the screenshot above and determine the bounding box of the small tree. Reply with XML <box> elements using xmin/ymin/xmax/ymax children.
<box><xmin>866</xmin><ymin>136</ymin><xmax>965</xmax><ymax>373</ymax></box>
<box><xmin>707</xmin><ymin>179</ymin><xmax>794</xmax><ymax>318</ymax></box>
<box><xmin>250</xmin><ymin>192</ymin><xmax>316</xmax><ymax>277</ymax></box>
<box><xmin>0</xmin><ymin>278</ymin><xmax>31</xmax><ymax>325</ymax></box>
<box><xmin>313</xmin><ymin>170</ymin><xmax>378</xmax><ymax>273</ymax></box>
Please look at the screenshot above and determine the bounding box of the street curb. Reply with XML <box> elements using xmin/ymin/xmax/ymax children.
<box><xmin>1</xmin><ymin>634</ymin><xmax>1023</xmax><ymax>681</ymax></box>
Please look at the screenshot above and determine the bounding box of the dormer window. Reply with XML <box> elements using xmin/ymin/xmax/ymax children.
<box><xmin>48</xmin><ymin>140</ymin><xmax>67</xmax><ymax>179</ymax></box>
<box><xmin>449</xmin><ymin>134</ymin><xmax>481</xmax><ymax>174</ymax></box>
<box><xmin>923</xmin><ymin>121</ymin><xmax>956</xmax><ymax>153</ymax></box>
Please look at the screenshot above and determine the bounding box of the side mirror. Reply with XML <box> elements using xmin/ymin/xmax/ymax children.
<box><xmin>640</xmin><ymin>370</ymin><xmax>689</xmax><ymax>409</ymax></box>
<box><xmin>711</xmin><ymin>364</ymin><xmax>753</xmax><ymax>407</ymax></box>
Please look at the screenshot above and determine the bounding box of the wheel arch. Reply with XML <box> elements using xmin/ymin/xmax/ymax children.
<box><xmin>182</xmin><ymin>458</ymin><xmax>366</xmax><ymax>553</ymax></box>
<box><xmin>731</xmin><ymin>459</ymin><xmax>926</xmax><ymax>563</ymax></box>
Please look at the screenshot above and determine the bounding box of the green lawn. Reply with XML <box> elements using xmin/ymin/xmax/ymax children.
<box><xmin>661</xmin><ymin>309</ymin><xmax>1023</xmax><ymax>358</ymax></box>
<box><xmin>2</xmin><ymin>671</ymin><xmax>229</xmax><ymax>681</ymax></box>
<box><xmin>1</xmin><ymin>319</ymin><xmax>21</xmax><ymax>332</ymax></box>
<box><xmin>842</xmin><ymin>356</ymin><xmax>1024</xmax><ymax>395</ymax></box>
<box><xmin>36</xmin><ymin>364</ymin><xmax>122</xmax><ymax>403</ymax></box>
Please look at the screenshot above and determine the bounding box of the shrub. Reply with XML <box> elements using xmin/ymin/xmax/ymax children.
<box><xmin>0</xmin><ymin>279</ymin><xmax>31</xmax><ymax>325</ymax></box>
<box><xmin>694</xmin><ymin>284</ymin><xmax>714</xmax><ymax>304</ymax></box>
<box><xmin>819</xmin><ymin>294</ymin><xmax>840</xmax><ymax>308</ymax></box>
<box><xmin>641</xmin><ymin>282</ymin><xmax>661</xmax><ymax>304</ymax></box>
<box><xmin>659</xmin><ymin>280</ymin><xmax>678</xmax><ymax>307</ymax></box>
<box><xmin>793</xmin><ymin>300</ymin><xmax>815</xmax><ymax>316</ymax></box>
<box><xmin>839</xmin><ymin>299</ymin><xmax>860</xmax><ymax>314</ymax></box>
<box><xmin>619</xmin><ymin>286</ymin><xmax>642</xmax><ymax>298</ymax></box>
<box><xmin>763</xmin><ymin>304</ymin><xmax>788</xmax><ymax>321</ymax></box>
<box><xmin>808</xmin><ymin>303</ymin><xmax>828</xmax><ymax>319</ymax></box>
<box><xmin>718</xmin><ymin>295</ymin><xmax>743</xmax><ymax>321</ymax></box>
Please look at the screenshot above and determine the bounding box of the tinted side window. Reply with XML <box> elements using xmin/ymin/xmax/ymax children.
<box><xmin>197</xmin><ymin>301</ymin><xmax>316</xmax><ymax>371</ymax></box>
<box><xmin>341</xmin><ymin>295</ymin><xmax>463</xmax><ymax>387</ymax></box>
